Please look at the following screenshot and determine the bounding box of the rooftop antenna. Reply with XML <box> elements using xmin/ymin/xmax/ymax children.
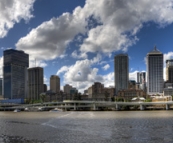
<box><xmin>154</xmin><ymin>45</ymin><xmax>156</xmax><ymax>50</ymax></box>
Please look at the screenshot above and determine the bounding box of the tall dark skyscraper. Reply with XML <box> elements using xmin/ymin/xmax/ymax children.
<box><xmin>28</xmin><ymin>67</ymin><xmax>44</xmax><ymax>100</ymax></box>
<box><xmin>3</xmin><ymin>49</ymin><xmax>29</xmax><ymax>99</ymax></box>
<box><xmin>147</xmin><ymin>47</ymin><xmax>163</xmax><ymax>95</ymax></box>
<box><xmin>114</xmin><ymin>54</ymin><xmax>129</xmax><ymax>94</ymax></box>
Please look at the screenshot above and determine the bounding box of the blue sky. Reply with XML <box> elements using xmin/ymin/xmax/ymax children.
<box><xmin>0</xmin><ymin>0</ymin><xmax>173</xmax><ymax>92</ymax></box>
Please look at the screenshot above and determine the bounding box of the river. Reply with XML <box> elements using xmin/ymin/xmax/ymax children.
<box><xmin>0</xmin><ymin>111</ymin><xmax>173</xmax><ymax>143</ymax></box>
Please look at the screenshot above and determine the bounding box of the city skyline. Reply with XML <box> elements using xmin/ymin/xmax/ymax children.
<box><xmin>0</xmin><ymin>0</ymin><xmax>173</xmax><ymax>92</ymax></box>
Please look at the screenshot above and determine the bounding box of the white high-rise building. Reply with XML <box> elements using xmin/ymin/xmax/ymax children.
<box><xmin>147</xmin><ymin>46</ymin><xmax>163</xmax><ymax>95</ymax></box>
<box><xmin>114</xmin><ymin>54</ymin><xmax>129</xmax><ymax>94</ymax></box>
<box><xmin>137</xmin><ymin>72</ymin><xmax>146</xmax><ymax>91</ymax></box>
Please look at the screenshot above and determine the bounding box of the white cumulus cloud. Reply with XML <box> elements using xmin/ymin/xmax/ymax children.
<box><xmin>15</xmin><ymin>0</ymin><xmax>173</xmax><ymax>61</ymax></box>
<box><xmin>16</xmin><ymin>7</ymin><xmax>87</xmax><ymax>61</ymax></box>
<box><xmin>0</xmin><ymin>0</ymin><xmax>35</xmax><ymax>38</ymax></box>
<box><xmin>102</xmin><ymin>64</ymin><xmax>110</xmax><ymax>71</ymax></box>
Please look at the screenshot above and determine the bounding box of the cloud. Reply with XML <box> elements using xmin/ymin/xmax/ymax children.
<box><xmin>71</xmin><ymin>50</ymin><xmax>88</xmax><ymax>59</ymax></box>
<box><xmin>57</xmin><ymin>66</ymin><xmax>69</xmax><ymax>75</ymax></box>
<box><xmin>102</xmin><ymin>64</ymin><xmax>110</xmax><ymax>71</ymax></box>
<box><xmin>164</xmin><ymin>52</ymin><xmax>173</xmax><ymax>64</ymax></box>
<box><xmin>57</xmin><ymin>56</ymin><xmax>103</xmax><ymax>92</ymax></box>
<box><xmin>0</xmin><ymin>0</ymin><xmax>35</xmax><ymax>38</ymax></box>
<box><xmin>29</xmin><ymin>59</ymin><xmax>47</xmax><ymax>68</ymax></box>
<box><xmin>16</xmin><ymin>0</ymin><xmax>173</xmax><ymax>61</ymax></box>
<box><xmin>80</xmin><ymin>0</ymin><xmax>173</xmax><ymax>54</ymax></box>
<box><xmin>129</xmin><ymin>71</ymin><xmax>138</xmax><ymax>81</ymax></box>
<box><xmin>102</xmin><ymin>72</ymin><xmax>114</xmax><ymax>87</ymax></box>
<box><xmin>16</xmin><ymin>7</ymin><xmax>87</xmax><ymax>61</ymax></box>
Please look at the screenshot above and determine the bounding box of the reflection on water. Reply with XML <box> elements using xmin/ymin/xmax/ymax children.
<box><xmin>0</xmin><ymin>111</ymin><xmax>173</xmax><ymax>143</ymax></box>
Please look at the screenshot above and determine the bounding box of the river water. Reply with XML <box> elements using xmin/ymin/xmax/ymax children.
<box><xmin>0</xmin><ymin>111</ymin><xmax>173</xmax><ymax>143</ymax></box>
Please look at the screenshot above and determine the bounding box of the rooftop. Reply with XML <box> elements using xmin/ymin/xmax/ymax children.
<box><xmin>147</xmin><ymin>46</ymin><xmax>162</xmax><ymax>55</ymax></box>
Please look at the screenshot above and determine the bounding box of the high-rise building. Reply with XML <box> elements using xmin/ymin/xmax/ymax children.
<box><xmin>137</xmin><ymin>72</ymin><xmax>146</xmax><ymax>84</ymax></box>
<box><xmin>147</xmin><ymin>46</ymin><xmax>163</xmax><ymax>95</ymax></box>
<box><xmin>50</xmin><ymin>75</ymin><xmax>60</xmax><ymax>93</ymax></box>
<box><xmin>114</xmin><ymin>54</ymin><xmax>129</xmax><ymax>94</ymax></box>
<box><xmin>137</xmin><ymin>72</ymin><xmax>146</xmax><ymax>91</ymax></box>
<box><xmin>64</xmin><ymin>84</ymin><xmax>72</xmax><ymax>94</ymax></box>
<box><xmin>166</xmin><ymin>59</ymin><xmax>173</xmax><ymax>83</ymax></box>
<box><xmin>43</xmin><ymin>84</ymin><xmax>47</xmax><ymax>92</ymax></box>
<box><xmin>28</xmin><ymin>67</ymin><xmax>44</xmax><ymax>100</ymax></box>
<box><xmin>0</xmin><ymin>78</ymin><xmax>2</xmax><ymax>96</ymax></box>
<box><xmin>3</xmin><ymin>49</ymin><xmax>29</xmax><ymax>99</ymax></box>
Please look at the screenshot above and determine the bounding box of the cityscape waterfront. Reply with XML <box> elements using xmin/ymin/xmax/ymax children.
<box><xmin>1</xmin><ymin>0</ymin><xmax>173</xmax><ymax>143</ymax></box>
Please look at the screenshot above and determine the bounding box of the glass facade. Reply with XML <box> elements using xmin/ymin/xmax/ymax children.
<box><xmin>3</xmin><ymin>49</ymin><xmax>29</xmax><ymax>99</ymax></box>
<box><xmin>147</xmin><ymin>48</ymin><xmax>163</xmax><ymax>95</ymax></box>
<box><xmin>114</xmin><ymin>54</ymin><xmax>129</xmax><ymax>94</ymax></box>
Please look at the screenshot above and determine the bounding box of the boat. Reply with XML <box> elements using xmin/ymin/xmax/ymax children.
<box><xmin>49</xmin><ymin>108</ymin><xmax>63</xmax><ymax>112</ymax></box>
<box><xmin>14</xmin><ymin>109</ymin><xmax>21</xmax><ymax>112</ymax></box>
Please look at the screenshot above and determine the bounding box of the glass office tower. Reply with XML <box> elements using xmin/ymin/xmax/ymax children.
<box><xmin>147</xmin><ymin>47</ymin><xmax>163</xmax><ymax>95</ymax></box>
<box><xmin>3</xmin><ymin>49</ymin><xmax>29</xmax><ymax>99</ymax></box>
<box><xmin>114</xmin><ymin>54</ymin><xmax>129</xmax><ymax>94</ymax></box>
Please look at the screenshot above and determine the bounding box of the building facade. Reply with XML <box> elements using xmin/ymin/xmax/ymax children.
<box><xmin>43</xmin><ymin>84</ymin><xmax>47</xmax><ymax>92</ymax></box>
<box><xmin>114</xmin><ymin>54</ymin><xmax>129</xmax><ymax>94</ymax></box>
<box><xmin>0</xmin><ymin>78</ymin><xmax>2</xmax><ymax>96</ymax></box>
<box><xmin>3</xmin><ymin>49</ymin><xmax>29</xmax><ymax>99</ymax></box>
<box><xmin>166</xmin><ymin>59</ymin><xmax>173</xmax><ymax>83</ymax></box>
<box><xmin>137</xmin><ymin>72</ymin><xmax>146</xmax><ymax>84</ymax></box>
<box><xmin>117</xmin><ymin>89</ymin><xmax>146</xmax><ymax>101</ymax></box>
<box><xmin>147</xmin><ymin>47</ymin><xmax>163</xmax><ymax>95</ymax></box>
<box><xmin>136</xmin><ymin>72</ymin><xmax>146</xmax><ymax>91</ymax></box>
<box><xmin>63</xmin><ymin>84</ymin><xmax>72</xmax><ymax>94</ymax></box>
<box><xmin>28</xmin><ymin>67</ymin><xmax>44</xmax><ymax>100</ymax></box>
<box><xmin>50</xmin><ymin>75</ymin><xmax>60</xmax><ymax>93</ymax></box>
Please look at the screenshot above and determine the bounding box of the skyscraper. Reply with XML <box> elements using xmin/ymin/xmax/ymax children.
<box><xmin>64</xmin><ymin>84</ymin><xmax>72</xmax><ymax>94</ymax></box>
<box><xmin>136</xmin><ymin>72</ymin><xmax>146</xmax><ymax>91</ymax></box>
<box><xmin>0</xmin><ymin>78</ymin><xmax>2</xmax><ymax>96</ymax></box>
<box><xmin>166</xmin><ymin>59</ymin><xmax>173</xmax><ymax>83</ymax></box>
<box><xmin>147</xmin><ymin>46</ymin><xmax>163</xmax><ymax>95</ymax></box>
<box><xmin>3</xmin><ymin>49</ymin><xmax>29</xmax><ymax>99</ymax></box>
<box><xmin>114</xmin><ymin>54</ymin><xmax>129</xmax><ymax>94</ymax></box>
<box><xmin>50</xmin><ymin>75</ymin><xmax>60</xmax><ymax>93</ymax></box>
<box><xmin>137</xmin><ymin>72</ymin><xmax>146</xmax><ymax>84</ymax></box>
<box><xmin>28</xmin><ymin>67</ymin><xmax>44</xmax><ymax>100</ymax></box>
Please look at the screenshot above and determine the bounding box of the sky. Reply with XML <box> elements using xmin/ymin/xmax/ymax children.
<box><xmin>0</xmin><ymin>0</ymin><xmax>173</xmax><ymax>93</ymax></box>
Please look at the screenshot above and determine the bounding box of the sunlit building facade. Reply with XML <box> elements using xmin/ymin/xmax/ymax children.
<box><xmin>50</xmin><ymin>75</ymin><xmax>60</xmax><ymax>93</ymax></box>
<box><xmin>28</xmin><ymin>67</ymin><xmax>44</xmax><ymax>100</ymax></box>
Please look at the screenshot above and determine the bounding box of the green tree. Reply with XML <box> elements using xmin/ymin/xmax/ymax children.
<box><xmin>104</xmin><ymin>91</ymin><xmax>110</xmax><ymax>101</ymax></box>
<box><xmin>145</xmin><ymin>98</ymin><xmax>152</xmax><ymax>102</ymax></box>
<box><xmin>40</xmin><ymin>93</ymin><xmax>46</xmax><ymax>103</ymax></box>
